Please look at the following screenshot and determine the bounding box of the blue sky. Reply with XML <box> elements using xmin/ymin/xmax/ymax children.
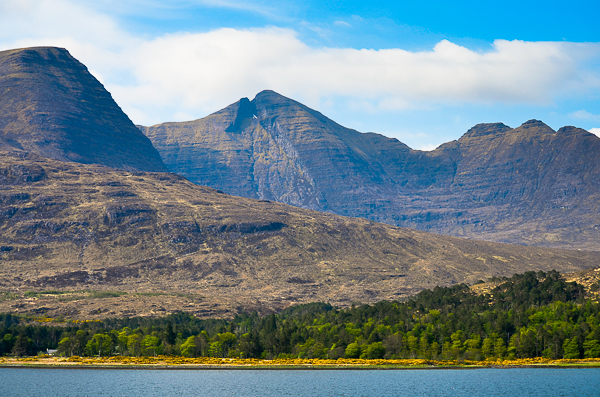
<box><xmin>2</xmin><ymin>0</ymin><xmax>600</xmax><ymax>149</ymax></box>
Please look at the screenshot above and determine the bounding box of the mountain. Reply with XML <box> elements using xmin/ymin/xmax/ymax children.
<box><xmin>142</xmin><ymin>91</ymin><xmax>600</xmax><ymax>250</ymax></box>
<box><xmin>1</xmin><ymin>149</ymin><xmax>598</xmax><ymax>319</ymax></box>
<box><xmin>1</xmin><ymin>47</ymin><xmax>598</xmax><ymax>320</ymax></box>
<box><xmin>0</xmin><ymin>47</ymin><xmax>166</xmax><ymax>172</ymax></box>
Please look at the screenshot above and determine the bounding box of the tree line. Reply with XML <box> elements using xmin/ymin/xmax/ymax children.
<box><xmin>1</xmin><ymin>270</ymin><xmax>599</xmax><ymax>360</ymax></box>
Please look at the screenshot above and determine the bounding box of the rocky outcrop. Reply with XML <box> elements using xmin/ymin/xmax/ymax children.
<box><xmin>0</xmin><ymin>47</ymin><xmax>167</xmax><ymax>172</ymax></box>
<box><xmin>143</xmin><ymin>92</ymin><xmax>600</xmax><ymax>250</ymax></box>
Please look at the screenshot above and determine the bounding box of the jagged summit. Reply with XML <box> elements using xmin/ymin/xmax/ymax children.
<box><xmin>225</xmin><ymin>97</ymin><xmax>256</xmax><ymax>133</ymax></box>
<box><xmin>460</xmin><ymin>123</ymin><xmax>512</xmax><ymax>139</ymax></box>
<box><xmin>254</xmin><ymin>89</ymin><xmax>288</xmax><ymax>100</ymax></box>
<box><xmin>520</xmin><ymin>119</ymin><xmax>549</xmax><ymax>128</ymax></box>
<box><xmin>142</xmin><ymin>90</ymin><xmax>600</xmax><ymax>250</ymax></box>
<box><xmin>514</xmin><ymin>119</ymin><xmax>556</xmax><ymax>134</ymax></box>
<box><xmin>0</xmin><ymin>46</ymin><xmax>166</xmax><ymax>172</ymax></box>
<box><xmin>556</xmin><ymin>125</ymin><xmax>597</xmax><ymax>137</ymax></box>
<box><xmin>252</xmin><ymin>90</ymin><xmax>300</xmax><ymax>105</ymax></box>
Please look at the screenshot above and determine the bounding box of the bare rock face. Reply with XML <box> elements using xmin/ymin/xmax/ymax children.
<box><xmin>0</xmin><ymin>47</ymin><xmax>167</xmax><ymax>172</ymax></box>
<box><xmin>142</xmin><ymin>90</ymin><xmax>423</xmax><ymax>211</ymax></box>
<box><xmin>143</xmin><ymin>92</ymin><xmax>600</xmax><ymax>250</ymax></box>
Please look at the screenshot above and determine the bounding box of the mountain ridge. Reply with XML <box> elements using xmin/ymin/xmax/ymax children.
<box><xmin>142</xmin><ymin>91</ymin><xmax>600</xmax><ymax>250</ymax></box>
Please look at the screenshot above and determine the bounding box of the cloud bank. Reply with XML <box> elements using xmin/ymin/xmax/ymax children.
<box><xmin>1</xmin><ymin>0</ymin><xmax>600</xmax><ymax>126</ymax></box>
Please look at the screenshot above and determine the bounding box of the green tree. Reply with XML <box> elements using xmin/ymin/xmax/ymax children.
<box><xmin>73</xmin><ymin>330</ymin><xmax>88</xmax><ymax>356</ymax></box>
<box><xmin>57</xmin><ymin>337</ymin><xmax>73</xmax><ymax>357</ymax></box>
<box><xmin>198</xmin><ymin>331</ymin><xmax>210</xmax><ymax>356</ymax></box>
<box><xmin>11</xmin><ymin>333</ymin><xmax>29</xmax><ymax>357</ymax></box>
<box><xmin>563</xmin><ymin>337</ymin><xmax>580</xmax><ymax>359</ymax></box>
<box><xmin>142</xmin><ymin>335</ymin><xmax>163</xmax><ymax>356</ymax></box>
<box><xmin>127</xmin><ymin>334</ymin><xmax>142</xmax><ymax>357</ymax></box>
<box><xmin>345</xmin><ymin>342</ymin><xmax>361</xmax><ymax>358</ymax></box>
<box><xmin>419</xmin><ymin>336</ymin><xmax>430</xmax><ymax>358</ymax></box>
<box><xmin>216</xmin><ymin>332</ymin><xmax>237</xmax><ymax>357</ymax></box>
<box><xmin>382</xmin><ymin>333</ymin><xmax>404</xmax><ymax>358</ymax></box>
<box><xmin>407</xmin><ymin>335</ymin><xmax>419</xmax><ymax>358</ymax></box>
<box><xmin>117</xmin><ymin>329</ymin><xmax>130</xmax><ymax>355</ymax></box>
<box><xmin>209</xmin><ymin>341</ymin><xmax>223</xmax><ymax>357</ymax></box>
<box><xmin>363</xmin><ymin>342</ymin><xmax>386</xmax><ymax>359</ymax></box>
<box><xmin>180</xmin><ymin>336</ymin><xmax>198</xmax><ymax>357</ymax></box>
<box><xmin>495</xmin><ymin>338</ymin><xmax>507</xmax><ymax>358</ymax></box>
<box><xmin>307</xmin><ymin>342</ymin><xmax>328</xmax><ymax>359</ymax></box>
<box><xmin>482</xmin><ymin>337</ymin><xmax>494</xmax><ymax>357</ymax></box>
<box><xmin>450</xmin><ymin>331</ymin><xmax>463</xmax><ymax>350</ymax></box>
<box><xmin>464</xmin><ymin>334</ymin><xmax>481</xmax><ymax>359</ymax></box>
<box><xmin>583</xmin><ymin>340</ymin><xmax>600</xmax><ymax>358</ymax></box>
<box><xmin>238</xmin><ymin>333</ymin><xmax>260</xmax><ymax>358</ymax></box>
<box><xmin>165</xmin><ymin>322</ymin><xmax>176</xmax><ymax>345</ymax></box>
<box><xmin>2</xmin><ymin>334</ymin><xmax>15</xmax><ymax>353</ymax></box>
<box><xmin>85</xmin><ymin>334</ymin><xmax>112</xmax><ymax>357</ymax></box>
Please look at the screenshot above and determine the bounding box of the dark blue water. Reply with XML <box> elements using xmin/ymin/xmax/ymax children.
<box><xmin>1</xmin><ymin>367</ymin><xmax>599</xmax><ymax>396</ymax></box>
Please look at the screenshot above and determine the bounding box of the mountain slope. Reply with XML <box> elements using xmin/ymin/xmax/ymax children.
<box><xmin>142</xmin><ymin>91</ymin><xmax>600</xmax><ymax>250</ymax></box>
<box><xmin>0</xmin><ymin>47</ymin><xmax>166</xmax><ymax>172</ymax></box>
<box><xmin>1</xmin><ymin>149</ymin><xmax>598</xmax><ymax>318</ymax></box>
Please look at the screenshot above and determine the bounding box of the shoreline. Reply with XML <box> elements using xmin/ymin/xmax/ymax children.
<box><xmin>2</xmin><ymin>357</ymin><xmax>600</xmax><ymax>370</ymax></box>
<box><xmin>0</xmin><ymin>364</ymin><xmax>478</xmax><ymax>370</ymax></box>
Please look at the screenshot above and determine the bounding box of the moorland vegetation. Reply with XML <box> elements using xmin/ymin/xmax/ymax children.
<box><xmin>2</xmin><ymin>271</ymin><xmax>600</xmax><ymax>362</ymax></box>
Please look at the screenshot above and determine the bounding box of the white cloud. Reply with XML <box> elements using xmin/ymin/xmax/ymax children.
<box><xmin>192</xmin><ymin>0</ymin><xmax>279</xmax><ymax>16</ymax></box>
<box><xmin>115</xmin><ymin>30</ymin><xmax>600</xmax><ymax>123</ymax></box>
<box><xmin>418</xmin><ymin>143</ymin><xmax>439</xmax><ymax>151</ymax></box>
<box><xmin>589</xmin><ymin>128</ymin><xmax>600</xmax><ymax>138</ymax></box>
<box><xmin>173</xmin><ymin>111</ymin><xmax>198</xmax><ymax>122</ymax></box>
<box><xmin>570</xmin><ymin>110</ymin><xmax>600</xmax><ymax>122</ymax></box>
<box><xmin>1</xmin><ymin>0</ymin><xmax>600</xmax><ymax>126</ymax></box>
<box><xmin>0</xmin><ymin>0</ymin><xmax>135</xmax><ymax>49</ymax></box>
<box><xmin>334</xmin><ymin>21</ymin><xmax>352</xmax><ymax>28</ymax></box>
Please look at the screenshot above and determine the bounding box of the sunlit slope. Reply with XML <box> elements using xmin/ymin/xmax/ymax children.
<box><xmin>1</xmin><ymin>150</ymin><xmax>598</xmax><ymax>318</ymax></box>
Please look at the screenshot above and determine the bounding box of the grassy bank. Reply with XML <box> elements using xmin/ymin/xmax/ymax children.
<box><xmin>2</xmin><ymin>356</ymin><xmax>600</xmax><ymax>369</ymax></box>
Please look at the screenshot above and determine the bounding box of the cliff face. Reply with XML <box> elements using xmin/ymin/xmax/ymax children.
<box><xmin>434</xmin><ymin>120</ymin><xmax>600</xmax><ymax>248</ymax></box>
<box><xmin>142</xmin><ymin>90</ymin><xmax>452</xmax><ymax>210</ymax></box>
<box><xmin>0</xmin><ymin>47</ymin><xmax>167</xmax><ymax>172</ymax></box>
<box><xmin>143</xmin><ymin>91</ymin><xmax>600</xmax><ymax>250</ymax></box>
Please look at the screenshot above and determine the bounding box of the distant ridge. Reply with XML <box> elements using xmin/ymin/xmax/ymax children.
<box><xmin>0</xmin><ymin>47</ymin><xmax>167</xmax><ymax>172</ymax></box>
<box><xmin>142</xmin><ymin>91</ymin><xmax>600</xmax><ymax>250</ymax></box>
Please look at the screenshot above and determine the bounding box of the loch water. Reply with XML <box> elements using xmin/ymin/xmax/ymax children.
<box><xmin>1</xmin><ymin>367</ymin><xmax>599</xmax><ymax>396</ymax></box>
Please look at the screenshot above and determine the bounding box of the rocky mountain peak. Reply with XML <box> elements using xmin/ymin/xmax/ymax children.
<box><xmin>252</xmin><ymin>90</ymin><xmax>302</xmax><ymax>116</ymax></box>
<box><xmin>225</xmin><ymin>97</ymin><xmax>257</xmax><ymax>133</ymax></box>
<box><xmin>142</xmin><ymin>90</ymin><xmax>600</xmax><ymax>250</ymax></box>
<box><xmin>253</xmin><ymin>89</ymin><xmax>291</xmax><ymax>103</ymax></box>
<box><xmin>557</xmin><ymin>126</ymin><xmax>594</xmax><ymax>137</ymax></box>
<box><xmin>517</xmin><ymin>119</ymin><xmax>554</xmax><ymax>133</ymax></box>
<box><xmin>0</xmin><ymin>46</ymin><xmax>167</xmax><ymax>172</ymax></box>
<box><xmin>460</xmin><ymin>123</ymin><xmax>512</xmax><ymax>139</ymax></box>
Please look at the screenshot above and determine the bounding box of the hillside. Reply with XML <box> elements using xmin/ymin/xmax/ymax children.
<box><xmin>142</xmin><ymin>91</ymin><xmax>600</xmax><ymax>250</ymax></box>
<box><xmin>2</xmin><ymin>269</ymin><xmax>599</xmax><ymax>360</ymax></box>
<box><xmin>0</xmin><ymin>150</ymin><xmax>599</xmax><ymax>319</ymax></box>
<box><xmin>0</xmin><ymin>47</ymin><xmax>166</xmax><ymax>172</ymax></box>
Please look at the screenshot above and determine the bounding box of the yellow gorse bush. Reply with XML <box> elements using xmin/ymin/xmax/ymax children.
<box><xmin>7</xmin><ymin>356</ymin><xmax>600</xmax><ymax>367</ymax></box>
